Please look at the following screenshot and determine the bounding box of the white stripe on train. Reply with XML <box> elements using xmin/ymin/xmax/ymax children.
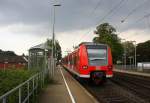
<box><xmin>65</xmin><ymin>66</ymin><xmax>113</xmax><ymax>78</ymax></box>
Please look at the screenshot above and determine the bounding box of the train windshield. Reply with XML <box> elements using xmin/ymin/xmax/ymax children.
<box><xmin>87</xmin><ymin>45</ymin><xmax>107</xmax><ymax>66</ymax></box>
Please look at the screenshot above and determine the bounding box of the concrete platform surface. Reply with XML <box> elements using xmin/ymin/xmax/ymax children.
<box><xmin>114</xmin><ymin>69</ymin><xmax>150</xmax><ymax>77</ymax></box>
<box><xmin>39</xmin><ymin>66</ymin><xmax>99</xmax><ymax>103</ymax></box>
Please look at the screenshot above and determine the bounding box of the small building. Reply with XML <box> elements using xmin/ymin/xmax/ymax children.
<box><xmin>28</xmin><ymin>42</ymin><xmax>51</xmax><ymax>70</ymax></box>
<box><xmin>0</xmin><ymin>55</ymin><xmax>28</xmax><ymax>69</ymax></box>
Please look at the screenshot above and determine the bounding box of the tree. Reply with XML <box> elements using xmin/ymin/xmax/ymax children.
<box><xmin>137</xmin><ymin>40</ymin><xmax>150</xmax><ymax>62</ymax></box>
<box><xmin>46</xmin><ymin>39</ymin><xmax>62</xmax><ymax>62</ymax></box>
<box><xmin>93</xmin><ymin>23</ymin><xmax>124</xmax><ymax>63</ymax></box>
<box><xmin>0</xmin><ymin>50</ymin><xmax>17</xmax><ymax>57</ymax></box>
<box><xmin>122</xmin><ymin>41</ymin><xmax>135</xmax><ymax>64</ymax></box>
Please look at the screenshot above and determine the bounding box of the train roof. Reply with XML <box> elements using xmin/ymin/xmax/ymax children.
<box><xmin>79</xmin><ymin>42</ymin><xmax>107</xmax><ymax>46</ymax></box>
<box><xmin>63</xmin><ymin>42</ymin><xmax>108</xmax><ymax>58</ymax></box>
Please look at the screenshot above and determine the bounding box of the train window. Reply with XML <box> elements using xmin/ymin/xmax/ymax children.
<box><xmin>74</xmin><ymin>55</ymin><xmax>77</xmax><ymax>65</ymax></box>
<box><xmin>70</xmin><ymin>55</ymin><xmax>73</xmax><ymax>65</ymax></box>
<box><xmin>77</xmin><ymin>52</ymin><xmax>80</xmax><ymax>63</ymax></box>
<box><xmin>87</xmin><ymin>47</ymin><xmax>108</xmax><ymax>66</ymax></box>
<box><xmin>71</xmin><ymin>55</ymin><xmax>73</xmax><ymax>65</ymax></box>
<box><xmin>86</xmin><ymin>45</ymin><xmax>107</xmax><ymax>49</ymax></box>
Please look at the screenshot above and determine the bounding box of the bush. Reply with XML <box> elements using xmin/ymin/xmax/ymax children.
<box><xmin>0</xmin><ymin>69</ymin><xmax>37</xmax><ymax>96</ymax></box>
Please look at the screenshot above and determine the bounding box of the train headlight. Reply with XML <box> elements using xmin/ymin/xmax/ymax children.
<box><xmin>82</xmin><ymin>65</ymin><xmax>88</xmax><ymax>69</ymax></box>
<box><xmin>108</xmin><ymin>65</ymin><xmax>113</xmax><ymax>70</ymax></box>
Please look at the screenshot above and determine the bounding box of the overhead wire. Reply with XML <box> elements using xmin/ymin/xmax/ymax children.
<box><xmin>118</xmin><ymin>20</ymin><xmax>150</xmax><ymax>42</ymax></box>
<box><xmin>99</xmin><ymin>0</ymin><xmax>150</xmax><ymax>39</ymax></box>
<box><xmin>109</xmin><ymin>0</ymin><xmax>129</xmax><ymax>31</ymax></box>
<box><xmin>74</xmin><ymin>0</ymin><xmax>149</xmax><ymax>46</ymax></box>
<box><xmin>127</xmin><ymin>16</ymin><xmax>150</xmax><ymax>39</ymax></box>
<box><xmin>78</xmin><ymin>0</ymin><xmax>150</xmax><ymax>47</ymax></box>
<box><xmin>118</xmin><ymin>12</ymin><xmax>150</xmax><ymax>38</ymax></box>
<box><xmin>76</xmin><ymin>0</ymin><xmax>126</xmax><ymax>44</ymax></box>
<box><xmin>121</xmin><ymin>0</ymin><xmax>149</xmax><ymax>23</ymax></box>
<box><xmin>146</xmin><ymin>16</ymin><xmax>150</xmax><ymax>29</ymax></box>
<box><xmin>114</xmin><ymin>0</ymin><xmax>150</xmax><ymax>38</ymax></box>
<box><xmin>109</xmin><ymin>0</ymin><xmax>128</xmax><ymax>18</ymax></box>
<box><xmin>73</xmin><ymin>0</ymin><xmax>103</xmax><ymax>45</ymax></box>
<box><xmin>97</xmin><ymin>0</ymin><xmax>126</xmax><ymax>24</ymax></box>
<box><xmin>90</xmin><ymin>0</ymin><xmax>102</xmax><ymax>16</ymax></box>
<box><xmin>115</xmin><ymin>0</ymin><xmax>150</xmax><ymax>43</ymax></box>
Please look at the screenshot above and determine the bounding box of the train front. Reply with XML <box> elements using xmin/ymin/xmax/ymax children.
<box><xmin>79</xmin><ymin>43</ymin><xmax>113</xmax><ymax>84</ymax></box>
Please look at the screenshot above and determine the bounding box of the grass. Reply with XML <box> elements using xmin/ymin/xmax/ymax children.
<box><xmin>0</xmin><ymin>68</ymin><xmax>52</xmax><ymax>103</ymax></box>
<box><xmin>0</xmin><ymin>69</ymin><xmax>37</xmax><ymax>96</ymax></box>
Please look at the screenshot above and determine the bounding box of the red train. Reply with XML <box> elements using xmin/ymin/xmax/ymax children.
<box><xmin>62</xmin><ymin>42</ymin><xmax>113</xmax><ymax>84</ymax></box>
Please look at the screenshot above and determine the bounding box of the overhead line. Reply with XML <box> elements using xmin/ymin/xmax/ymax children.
<box><xmin>109</xmin><ymin>0</ymin><xmax>128</xmax><ymax>18</ymax></box>
<box><xmin>76</xmin><ymin>0</ymin><xmax>126</xmax><ymax>44</ymax></box>
<box><xmin>121</xmin><ymin>0</ymin><xmax>149</xmax><ymax>23</ymax></box>
<box><xmin>118</xmin><ymin>12</ymin><xmax>150</xmax><ymax>37</ymax></box>
<box><xmin>91</xmin><ymin>0</ymin><xmax>102</xmax><ymax>16</ymax></box>
<box><xmin>125</xmin><ymin>16</ymin><xmax>150</xmax><ymax>39</ymax></box>
<box><xmin>77</xmin><ymin>0</ymin><xmax>149</xmax><ymax>42</ymax></box>
<box><xmin>130</xmin><ymin>12</ymin><xmax>150</xmax><ymax>25</ymax></box>
<box><xmin>145</xmin><ymin>15</ymin><xmax>150</xmax><ymax>29</ymax></box>
<box><xmin>78</xmin><ymin>0</ymin><xmax>149</xmax><ymax>43</ymax></box>
<box><xmin>97</xmin><ymin>0</ymin><xmax>126</xmax><ymax>24</ymax></box>
<box><xmin>73</xmin><ymin>0</ymin><xmax>103</xmax><ymax>45</ymax></box>
<box><xmin>115</xmin><ymin>1</ymin><xmax>150</xmax><ymax>38</ymax></box>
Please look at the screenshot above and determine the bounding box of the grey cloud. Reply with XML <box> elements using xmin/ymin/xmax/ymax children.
<box><xmin>0</xmin><ymin>0</ymin><xmax>150</xmax><ymax>34</ymax></box>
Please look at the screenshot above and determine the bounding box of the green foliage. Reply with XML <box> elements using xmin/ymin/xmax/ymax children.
<box><xmin>47</xmin><ymin>39</ymin><xmax>62</xmax><ymax>61</ymax></box>
<box><xmin>122</xmin><ymin>41</ymin><xmax>135</xmax><ymax>57</ymax></box>
<box><xmin>0</xmin><ymin>68</ymin><xmax>51</xmax><ymax>103</ymax></box>
<box><xmin>122</xmin><ymin>41</ymin><xmax>135</xmax><ymax>64</ymax></box>
<box><xmin>93</xmin><ymin>23</ymin><xmax>124</xmax><ymax>63</ymax></box>
<box><xmin>0</xmin><ymin>69</ymin><xmax>37</xmax><ymax>96</ymax></box>
<box><xmin>0</xmin><ymin>50</ymin><xmax>17</xmax><ymax>56</ymax></box>
<box><xmin>137</xmin><ymin>40</ymin><xmax>150</xmax><ymax>62</ymax></box>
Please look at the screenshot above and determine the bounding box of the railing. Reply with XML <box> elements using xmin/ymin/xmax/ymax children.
<box><xmin>0</xmin><ymin>70</ymin><xmax>47</xmax><ymax>103</ymax></box>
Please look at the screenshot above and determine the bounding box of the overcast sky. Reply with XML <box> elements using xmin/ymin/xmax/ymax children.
<box><xmin>0</xmin><ymin>0</ymin><xmax>150</xmax><ymax>56</ymax></box>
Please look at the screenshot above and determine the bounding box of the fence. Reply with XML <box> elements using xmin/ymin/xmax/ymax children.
<box><xmin>0</xmin><ymin>69</ymin><xmax>47</xmax><ymax>103</ymax></box>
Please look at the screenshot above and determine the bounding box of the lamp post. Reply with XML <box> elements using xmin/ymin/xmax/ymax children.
<box><xmin>52</xmin><ymin>4</ymin><xmax>61</xmax><ymax>59</ymax></box>
<box><xmin>121</xmin><ymin>38</ymin><xmax>126</xmax><ymax>69</ymax></box>
<box><xmin>130</xmin><ymin>41</ymin><xmax>136</xmax><ymax>68</ymax></box>
<box><xmin>51</xmin><ymin>4</ymin><xmax>61</xmax><ymax>77</ymax></box>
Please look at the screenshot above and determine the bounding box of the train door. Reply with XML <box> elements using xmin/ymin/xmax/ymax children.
<box><xmin>72</xmin><ymin>54</ymin><xmax>74</xmax><ymax>70</ymax></box>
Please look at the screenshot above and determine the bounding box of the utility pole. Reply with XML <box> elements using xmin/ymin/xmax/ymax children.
<box><xmin>51</xmin><ymin>4</ymin><xmax>61</xmax><ymax>77</ymax></box>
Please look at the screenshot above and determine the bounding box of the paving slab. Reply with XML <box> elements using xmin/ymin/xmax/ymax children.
<box><xmin>61</xmin><ymin>67</ymin><xmax>98</xmax><ymax>103</ymax></box>
<box><xmin>39</xmin><ymin>67</ymin><xmax>71</xmax><ymax>103</ymax></box>
<box><xmin>39</xmin><ymin>66</ymin><xmax>99</xmax><ymax>103</ymax></box>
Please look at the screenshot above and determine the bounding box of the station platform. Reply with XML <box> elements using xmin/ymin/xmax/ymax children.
<box><xmin>39</xmin><ymin>66</ymin><xmax>98</xmax><ymax>103</ymax></box>
<box><xmin>114</xmin><ymin>68</ymin><xmax>150</xmax><ymax>77</ymax></box>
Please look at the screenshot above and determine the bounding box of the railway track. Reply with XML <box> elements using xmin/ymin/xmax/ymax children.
<box><xmin>65</xmin><ymin>68</ymin><xmax>150</xmax><ymax>103</ymax></box>
<box><xmin>80</xmin><ymin>80</ymin><xmax>147</xmax><ymax>103</ymax></box>
<box><xmin>111</xmin><ymin>72</ymin><xmax>150</xmax><ymax>103</ymax></box>
<box><xmin>78</xmin><ymin>72</ymin><xmax>150</xmax><ymax>103</ymax></box>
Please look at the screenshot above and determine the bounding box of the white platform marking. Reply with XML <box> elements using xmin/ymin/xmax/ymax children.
<box><xmin>60</xmin><ymin>68</ymin><xmax>76</xmax><ymax>103</ymax></box>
